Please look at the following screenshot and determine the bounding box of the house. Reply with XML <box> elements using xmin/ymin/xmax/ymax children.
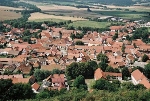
<box><xmin>131</xmin><ymin>69</ymin><xmax>150</xmax><ymax>89</ymax></box>
<box><xmin>109</xmin><ymin>26</ymin><xmax>124</xmax><ymax>32</ymax></box>
<box><xmin>0</xmin><ymin>74</ymin><xmax>33</xmax><ymax>84</ymax></box>
<box><xmin>32</xmin><ymin>82</ymin><xmax>40</xmax><ymax>93</ymax></box>
<box><xmin>94</xmin><ymin>68</ymin><xmax>122</xmax><ymax>81</ymax></box>
<box><xmin>42</xmin><ymin>74</ymin><xmax>69</xmax><ymax>91</ymax></box>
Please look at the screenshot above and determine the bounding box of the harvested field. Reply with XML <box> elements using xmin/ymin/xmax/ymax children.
<box><xmin>28</xmin><ymin>12</ymin><xmax>87</xmax><ymax>21</ymax></box>
<box><xmin>0</xmin><ymin>6</ymin><xmax>23</xmax><ymax>10</ymax></box>
<box><xmin>29</xmin><ymin>18</ymin><xmax>66</xmax><ymax>22</ymax></box>
<box><xmin>37</xmin><ymin>5</ymin><xmax>87</xmax><ymax>11</ymax></box>
<box><xmin>0</xmin><ymin>8</ymin><xmax>22</xmax><ymax>21</ymax></box>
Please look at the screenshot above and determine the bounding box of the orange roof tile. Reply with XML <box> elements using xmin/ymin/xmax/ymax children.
<box><xmin>32</xmin><ymin>82</ymin><xmax>40</xmax><ymax>91</ymax></box>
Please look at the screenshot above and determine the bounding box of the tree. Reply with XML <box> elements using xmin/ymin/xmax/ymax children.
<box><xmin>6</xmin><ymin>83</ymin><xmax>35</xmax><ymax>100</ymax></box>
<box><xmin>105</xmin><ymin>66</ymin><xmax>114</xmax><ymax>72</ymax></box>
<box><xmin>142</xmin><ymin>54</ymin><xmax>149</xmax><ymax>62</ymax></box>
<box><xmin>66</xmin><ymin>62</ymin><xmax>79</xmax><ymax>79</ymax></box>
<box><xmin>33</xmin><ymin>69</ymin><xmax>51</xmax><ymax>81</ymax></box>
<box><xmin>132</xmin><ymin>66</ymin><xmax>144</xmax><ymax>73</ymax></box>
<box><xmin>87</xmin><ymin>7</ymin><xmax>91</xmax><ymax>12</ymax></box>
<box><xmin>0</xmin><ymin>79</ymin><xmax>13</xmax><ymax>101</ymax></box>
<box><xmin>112</xmin><ymin>80</ymin><xmax>121</xmax><ymax>88</ymax></box>
<box><xmin>121</xmin><ymin>82</ymin><xmax>146</xmax><ymax>90</ymax></box>
<box><xmin>98</xmin><ymin>61</ymin><xmax>108</xmax><ymax>71</ymax></box>
<box><xmin>122</xmin><ymin>67</ymin><xmax>130</xmax><ymax>80</ymax></box>
<box><xmin>23</xmin><ymin>30</ymin><xmax>31</xmax><ymax>36</ymax></box>
<box><xmin>70</xmin><ymin>33</ymin><xmax>76</xmax><ymax>40</ymax></box>
<box><xmin>75</xmin><ymin>41</ymin><xmax>84</xmax><ymax>45</ymax></box>
<box><xmin>133</xmin><ymin>43</ymin><xmax>137</xmax><ymax>48</ymax></box>
<box><xmin>52</xmin><ymin>69</ymin><xmax>64</xmax><ymax>74</ymax></box>
<box><xmin>144</xmin><ymin>63</ymin><xmax>150</xmax><ymax>79</ymax></box>
<box><xmin>92</xmin><ymin>79</ymin><xmax>115</xmax><ymax>91</ymax></box>
<box><xmin>73</xmin><ymin>75</ymin><xmax>87</xmax><ymax>90</ymax></box>
<box><xmin>59</xmin><ymin>31</ymin><xmax>62</xmax><ymax>39</ymax></box>
<box><xmin>97</xmin><ymin>53</ymin><xmax>108</xmax><ymax>63</ymax></box>
<box><xmin>121</xmin><ymin>43</ymin><xmax>125</xmax><ymax>53</ymax></box>
<box><xmin>85</xmin><ymin>61</ymin><xmax>98</xmax><ymax>78</ymax></box>
<box><xmin>114</xmin><ymin>68</ymin><xmax>120</xmax><ymax>73</ymax></box>
<box><xmin>112</xmin><ymin>33</ymin><xmax>118</xmax><ymax>40</ymax></box>
<box><xmin>66</xmin><ymin>61</ymin><xmax>98</xmax><ymax>79</ymax></box>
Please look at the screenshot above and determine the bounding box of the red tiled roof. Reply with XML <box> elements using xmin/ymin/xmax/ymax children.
<box><xmin>131</xmin><ymin>69</ymin><xmax>146</xmax><ymax>81</ymax></box>
<box><xmin>11</xmin><ymin>78</ymin><xmax>29</xmax><ymax>84</ymax></box>
<box><xmin>132</xmin><ymin>69</ymin><xmax>150</xmax><ymax>89</ymax></box>
<box><xmin>32</xmin><ymin>82</ymin><xmax>40</xmax><ymax>91</ymax></box>
<box><xmin>94</xmin><ymin>68</ymin><xmax>122</xmax><ymax>80</ymax></box>
<box><xmin>140</xmin><ymin>78</ymin><xmax>150</xmax><ymax>89</ymax></box>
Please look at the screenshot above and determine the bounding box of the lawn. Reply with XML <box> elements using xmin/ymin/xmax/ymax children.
<box><xmin>85</xmin><ymin>79</ymin><xmax>95</xmax><ymax>89</ymax></box>
<box><xmin>148</xmin><ymin>28</ymin><xmax>150</xmax><ymax>32</ymax></box>
<box><xmin>68</xmin><ymin>20</ymin><xmax>111</xmax><ymax>28</ymax></box>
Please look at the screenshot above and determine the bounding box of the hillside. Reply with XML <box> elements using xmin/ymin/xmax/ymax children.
<box><xmin>29</xmin><ymin>0</ymin><xmax>135</xmax><ymax>6</ymax></box>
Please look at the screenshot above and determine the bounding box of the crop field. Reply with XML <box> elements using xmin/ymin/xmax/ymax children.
<box><xmin>68</xmin><ymin>21</ymin><xmax>111</xmax><ymax>28</ymax></box>
<box><xmin>29</xmin><ymin>18</ymin><xmax>66</xmax><ymax>22</ymax></box>
<box><xmin>36</xmin><ymin>4</ymin><xmax>111</xmax><ymax>20</ymax></box>
<box><xmin>0</xmin><ymin>6</ymin><xmax>23</xmax><ymax>10</ymax></box>
<box><xmin>37</xmin><ymin>5</ymin><xmax>87</xmax><ymax>11</ymax></box>
<box><xmin>93</xmin><ymin>10</ymin><xmax>149</xmax><ymax>20</ymax></box>
<box><xmin>0</xmin><ymin>7</ymin><xmax>22</xmax><ymax>21</ymax></box>
<box><xmin>28</xmin><ymin>12</ymin><xmax>87</xmax><ymax>21</ymax></box>
<box><xmin>105</xmin><ymin>5</ymin><xmax>150</xmax><ymax>12</ymax></box>
<box><xmin>23</xmin><ymin>0</ymin><xmax>150</xmax><ymax>22</ymax></box>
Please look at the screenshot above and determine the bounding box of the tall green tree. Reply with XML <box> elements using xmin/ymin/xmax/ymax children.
<box><xmin>112</xmin><ymin>33</ymin><xmax>118</xmax><ymax>40</ymax></box>
<box><xmin>105</xmin><ymin>66</ymin><xmax>114</xmax><ymax>72</ymax></box>
<box><xmin>97</xmin><ymin>53</ymin><xmax>108</xmax><ymax>63</ymax></box>
<box><xmin>73</xmin><ymin>75</ymin><xmax>87</xmax><ymax>90</ymax></box>
<box><xmin>33</xmin><ymin>69</ymin><xmax>51</xmax><ymax>81</ymax></box>
<box><xmin>92</xmin><ymin>79</ymin><xmax>116</xmax><ymax>91</ymax></box>
<box><xmin>122</xmin><ymin>67</ymin><xmax>130</xmax><ymax>80</ymax></box>
<box><xmin>6</xmin><ymin>83</ymin><xmax>35</xmax><ymax>100</ymax></box>
<box><xmin>122</xmin><ymin>43</ymin><xmax>126</xmax><ymax>53</ymax></box>
<box><xmin>142</xmin><ymin>54</ymin><xmax>149</xmax><ymax>62</ymax></box>
<box><xmin>0</xmin><ymin>79</ymin><xmax>13</xmax><ymax>101</ymax></box>
<box><xmin>144</xmin><ymin>63</ymin><xmax>150</xmax><ymax>79</ymax></box>
<box><xmin>98</xmin><ymin>61</ymin><xmax>108</xmax><ymax>71</ymax></box>
<box><xmin>75</xmin><ymin>41</ymin><xmax>84</xmax><ymax>45</ymax></box>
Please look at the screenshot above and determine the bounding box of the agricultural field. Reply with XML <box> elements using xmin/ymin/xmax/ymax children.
<box><xmin>0</xmin><ymin>6</ymin><xmax>23</xmax><ymax>10</ymax></box>
<box><xmin>0</xmin><ymin>6</ymin><xmax>22</xmax><ymax>21</ymax></box>
<box><xmin>28</xmin><ymin>12</ymin><xmax>87</xmax><ymax>21</ymax></box>
<box><xmin>24</xmin><ymin>0</ymin><xmax>150</xmax><ymax>22</ymax></box>
<box><xmin>68</xmin><ymin>21</ymin><xmax>111</xmax><ymax>28</ymax></box>
<box><xmin>105</xmin><ymin>5</ymin><xmax>150</xmax><ymax>12</ymax></box>
<box><xmin>37</xmin><ymin>5</ymin><xmax>87</xmax><ymax>11</ymax></box>
<box><xmin>37</xmin><ymin>4</ymin><xmax>150</xmax><ymax>21</ymax></box>
<box><xmin>29</xmin><ymin>18</ymin><xmax>66</xmax><ymax>22</ymax></box>
<box><xmin>93</xmin><ymin>10</ymin><xmax>149</xmax><ymax>20</ymax></box>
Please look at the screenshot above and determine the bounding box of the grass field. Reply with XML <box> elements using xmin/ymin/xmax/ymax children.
<box><xmin>68</xmin><ymin>20</ymin><xmax>111</xmax><ymax>28</ymax></box>
<box><xmin>28</xmin><ymin>12</ymin><xmax>87</xmax><ymax>21</ymax></box>
<box><xmin>93</xmin><ymin>10</ymin><xmax>149</xmax><ymax>20</ymax></box>
<box><xmin>85</xmin><ymin>79</ymin><xmax>95</xmax><ymax>89</ymax></box>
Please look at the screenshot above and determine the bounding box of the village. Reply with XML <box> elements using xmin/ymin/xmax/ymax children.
<box><xmin>0</xmin><ymin>20</ymin><xmax>150</xmax><ymax>93</ymax></box>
